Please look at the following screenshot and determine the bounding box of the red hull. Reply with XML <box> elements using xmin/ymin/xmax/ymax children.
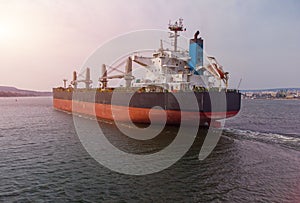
<box><xmin>53</xmin><ymin>98</ymin><xmax>239</xmax><ymax>125</ymax></box>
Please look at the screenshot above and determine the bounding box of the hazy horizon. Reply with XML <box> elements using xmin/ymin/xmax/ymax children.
<box><xmin>1</xmin><ymin>0</ymin><xmax>299</xmax><ymax>91</ymax></box>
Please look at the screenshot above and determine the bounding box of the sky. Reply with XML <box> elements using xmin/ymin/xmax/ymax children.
<box><xmin>0</xmin><ymin>0</ymin><xmax>299</xmax><ymax>91</ymax></box>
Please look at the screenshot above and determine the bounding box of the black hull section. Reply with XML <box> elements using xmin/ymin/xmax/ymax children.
<box><xmin>53</xmin><ymin>89</ymin><xmax>241</xmax><ymax>114</ymax></box>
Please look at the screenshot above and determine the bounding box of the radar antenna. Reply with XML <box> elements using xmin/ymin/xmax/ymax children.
<box><xmin>168</xmin><ymin>18</ymin><xmax>185</xmax><ymax>52</ymax></box>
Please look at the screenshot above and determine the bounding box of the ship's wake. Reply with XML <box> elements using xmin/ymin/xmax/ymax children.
<box><xmin>222</xmin><ymin>128</ymin><xmax>300</xmax><ymax>152</ymax></box>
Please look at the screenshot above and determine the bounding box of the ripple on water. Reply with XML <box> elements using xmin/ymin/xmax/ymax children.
<box><xmin>0</xmin><ymin>97</ymin><xmax>299</xmax><ymax>202</ymax></box>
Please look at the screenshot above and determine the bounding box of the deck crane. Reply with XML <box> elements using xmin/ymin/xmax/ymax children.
<box><xmin>71</xmin><ymin>68</ymin><xmax>93</xmax><ymax>89</ymax></box>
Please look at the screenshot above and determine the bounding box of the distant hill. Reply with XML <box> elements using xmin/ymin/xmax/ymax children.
<box><xmin>0</xmin><ymin>86</ymin><xmax>52</xmax><ymax>97</ymax></box>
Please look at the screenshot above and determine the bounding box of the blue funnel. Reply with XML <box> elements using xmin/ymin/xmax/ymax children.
<box><xmin>188</xmin><ymin>37</ymin><xmax>204</xmax><ymax>75</ymax></box>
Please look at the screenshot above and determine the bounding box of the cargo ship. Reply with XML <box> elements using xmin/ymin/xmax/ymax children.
<box><xmin>53</xmin><ymin>19</ymin><xmax>241</xmax><ymax>126</ymax></box>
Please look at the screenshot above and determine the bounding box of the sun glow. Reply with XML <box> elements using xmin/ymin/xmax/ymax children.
<box><xmin>0</xmin><ymin>21</ymin><xmax>17</xmax><ymax>43</ymax></box>
<box><xmin>0</xmin><ymin>24</ymin><xmax>9</xmax><ymax>38</ymax></box>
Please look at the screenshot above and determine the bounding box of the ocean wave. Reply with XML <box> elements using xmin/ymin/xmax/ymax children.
<box><xmin>222</xmin><ymin>128</ymin><xmax>300</xmax><ymax>151</ymax></box>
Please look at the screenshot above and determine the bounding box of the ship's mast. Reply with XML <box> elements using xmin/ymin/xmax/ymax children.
<box><xmin>168</xmin><ymin>18</ymin><xmax>185</xmax><ymax>52</ymax></box>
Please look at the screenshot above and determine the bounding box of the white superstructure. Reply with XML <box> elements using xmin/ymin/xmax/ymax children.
<box><xmin>98</xmin><ymin>19</ymin><xmax>229</xmax><ymax>92</ymax></box>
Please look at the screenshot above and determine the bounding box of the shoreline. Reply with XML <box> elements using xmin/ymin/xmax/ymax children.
<box><xmin>243</xmin><ymin>98</ymin><xmax>300</xmax><ymax>101</ymax></box>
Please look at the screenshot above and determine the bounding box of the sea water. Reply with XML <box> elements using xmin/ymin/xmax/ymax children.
<box><xmin>0</xmin><ymin>97</ymin><xmax>299</xmax><ymax>202</ymax></box>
